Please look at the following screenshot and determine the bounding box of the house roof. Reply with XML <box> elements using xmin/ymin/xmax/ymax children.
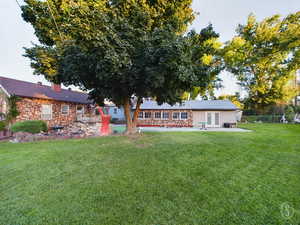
<box><xmin>139</xmin><ymin>100</ymin><xmax>239</xmax><ymax>110</ymax></box>
<box><xmin>0</xmin><ymin>76</ymin><xmax>91</xmax><ymax>104</ymax></box>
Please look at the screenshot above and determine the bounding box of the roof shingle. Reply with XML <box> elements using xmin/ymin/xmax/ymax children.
<box><xmin>0</xmin><ymin>76</ymin><xmax>91</xmax><ymax>104</ymax></box>
<box><xmin>139</xmin><ymin>100</ymin><xmax>239</xmax><ymax>110</ymax></box>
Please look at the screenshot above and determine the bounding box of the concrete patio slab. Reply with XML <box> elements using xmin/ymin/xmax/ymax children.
<box><xmin>139</xmin><ymin>127</ymin><xmax>252</xmax><ymax>132</ymax></box>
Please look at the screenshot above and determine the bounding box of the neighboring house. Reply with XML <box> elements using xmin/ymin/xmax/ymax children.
<box><xmin>137</xmin><ymin>100</ymin><xmax>240</xmax><ymax>128</ymax></box>
<box><xmin>0</xmin><ymin>76</ymin><xmax>93</xmax><ymax>127</ymax></box>
<box><xmin>106</xmin><ymin>104</ymin><xmax>125</xmax><ymax>121</ymax></box>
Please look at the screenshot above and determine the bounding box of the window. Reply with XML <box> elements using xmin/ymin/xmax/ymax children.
<box><xmin>138</xmin><ymin>111</ymin><xmax>144</xmax><ymax>119</ymax></box>
<box><xmin>113</xmin><ymin>107</ymin><xmax>118</xmax><ymax>114</ymax></box>
<box><xmin>162</xmin><ymin>112</ymin><xmax>169</xmax><ymax>119</ymax></box>
<box><xmin>76</xmin><ymin>105</ymin><xmax>84</xmax><ymax>114</ymax></box>
<box><xmin>144</xmin><ymin>112</ymin><xmax>152</xmax><ymax>119</ymax></box>
<box><xmin>207</xmin><ymin>112</ymin><xmax>212</xmax><ymax>125</ymax></box>
<box><xmin>41</xmin><ymin>104</ymin><xmax>52</xmax><ymax>120</ymax></box>
<box><xmin>215</xmin><ymin>112</ymin><xmax>220</xmax><ymax>126</ymax></box>
<box><xmin>172</xmin><ymin>112</ymin><xmax>180</xmax><ymax>120</ymax></box>
<box><xmin>154</xmin><ymin>112</ymin><xmax>161</xmax><ymax>119</ymax></box>
<box><xmin>2</xmin><ymin>100</ymin><xmax>7</xmax><ymax>113</ymax></box>
<box><xmin>180</xmin><ymin>112</ymin><xmax>188</xmax><ymax>120</ymax></box>
<box><xmin>61</xmin><ymin>105</ymin><xmax>69</xmax><ymax>115</ymax></box>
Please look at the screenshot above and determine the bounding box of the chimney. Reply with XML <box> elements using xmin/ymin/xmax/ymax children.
<box><xmin>37</xmin><ymin>81</ymin><xmax>42</xmax><ymax>86</ymax></box>
<box><xmin>51</xmin><ymin>83</ymin><xmax>61</xmax><ymax>92</ymax></box>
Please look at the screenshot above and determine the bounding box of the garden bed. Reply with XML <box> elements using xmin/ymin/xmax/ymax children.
<box><xmin>10</xmin><ymin>122</ymin><xmax>102</xmax><ymax>143</ymax></box>
<box><xmin>0</xmin><ymin>130</ymin><xmax>13</xmax><ymax>140</ymax></box>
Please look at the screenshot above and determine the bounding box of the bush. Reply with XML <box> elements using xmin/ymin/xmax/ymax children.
<box><xmin>284</xmin><ymin>106</ymin><xmax>295</xmax><ymax>122</ymax></box>
<box><xmin>0</xmin><ymin>121</ymin><xmax>6</xmax><ymax>131</ymax></box>
<box><xmin>294</xmin><ymin>105</ymin><xmax>300</xmax><ymax>114</ymax></box>
<box><xmin>11</xmin><ymin>120</ymin><xmax>47</xmax><ymax>134</ymax></box>
<box><xmin>241</xmin><ymin>115</ymin><xmax>282</xmax><ymax>123</ymax></box>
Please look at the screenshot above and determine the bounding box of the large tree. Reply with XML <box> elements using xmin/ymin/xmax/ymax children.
<box><xmin>223</xmin><ymin>12</ymin><xmax>300</xmax><ymax>112</ymax></box>
<box><xmin>218</xmin><ymin>92</ymin><xmax>244</xmax><ymax>109</ymax></box>
<box><xmin>21</xmin><ymin>0</ymin><xmax>222</xmax><ymax>134</ymax></box>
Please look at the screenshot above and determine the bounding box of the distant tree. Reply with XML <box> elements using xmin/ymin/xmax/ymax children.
<box><xmin>218</xmin><ymin>92</ymin><xmax>244</xmax><ymax>109</ymax></box>
<box><xmin>223</xmin><ymin>12</ymin><xmax>300</xmax><ymax>113</ymax></box>
<box><xmin>21</xmin><ymin>0</ymin><xmax>222</xmax><ymax>134</ymax></box>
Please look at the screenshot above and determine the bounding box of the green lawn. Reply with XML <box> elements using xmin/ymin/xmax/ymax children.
<box><xmin>0</xmin><ymin>124</ymin><xmax>299</xmax><ymax>225</ymax></box>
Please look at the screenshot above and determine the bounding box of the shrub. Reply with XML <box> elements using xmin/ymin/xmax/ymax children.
<box><xmin>11</xmin><ymin>120</ymin><xmax>47</xmax><ymax>134</ymax></box>
<box><xmin>284</xmin><ymin>106</ymin><xmax>295</xmax><ymax>122</ymax></box>
<box><xmin>241</xmin><ymin>115</ymin><xmax>282</xmax><ymax>123</ymax></box>
<box><xmin>294</xmin><ymin>105</ymin><xmax>300</xmax><ymax>114</ymax></box>
<box><xmin>0</xmin><ymin>121</ymin><xmax>6</xmax><ymax>131</ymax></box>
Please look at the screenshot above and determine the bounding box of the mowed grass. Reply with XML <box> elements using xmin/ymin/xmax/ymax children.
<box><xmin>0</xmin><ymin>124</ymin><xmax>299</xmax><ymax>225</ymax></box>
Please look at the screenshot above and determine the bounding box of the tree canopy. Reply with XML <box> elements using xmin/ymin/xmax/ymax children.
<box><xmin>22</xmin><ymin>0</ymin><xmax>222</xmax><ymax>133</ymax></box>
<box><xmin>218</xmin><ymin>92</ymin><xmax>244</xmax><ymax>109</ymax></box>
<box><xmin>223</xmin><ymin>12</ymin><xmax>300</xmax><ymax>112</ymax></box>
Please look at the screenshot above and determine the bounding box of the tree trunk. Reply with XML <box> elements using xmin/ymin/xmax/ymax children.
<box><xmin>123</xmin><ymin>97</ymin><xmax>142</xmax><ymax>135</ymax></box>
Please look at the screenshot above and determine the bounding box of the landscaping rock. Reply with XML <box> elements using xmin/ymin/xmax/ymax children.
<box><xmin>11</xmin><ymin>122</ymin><xmax>102</xmax><ymax>143</ymax></box>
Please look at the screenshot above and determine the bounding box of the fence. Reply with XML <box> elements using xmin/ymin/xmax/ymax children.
<box><xmin>241</xmin><ymin>115</ymin><xmax>283</xmax><ymax>123</ymax></box>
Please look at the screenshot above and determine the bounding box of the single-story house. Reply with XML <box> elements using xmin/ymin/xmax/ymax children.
<box><xmin>105</xmin><ymin>103</ymin><xmax>126</xmax><ymax>122</ymax></box>
<box><xmin>0</xmin><ymin>76</ymin><xmax>93</xmax><ymax>127</ymax></box>
<box><xmin>137</xmin><ymin>100</ymin><xmax>240</xmax><ymax>128</ymax></box>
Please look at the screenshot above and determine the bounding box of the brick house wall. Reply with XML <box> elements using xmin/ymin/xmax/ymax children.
<box><xmin>137</xmin><ymin>109</ymin><xmax>193</xmax><ymax>127</ymax></box>
<box><xmin>15</xmin><ymin>97</ymin><xmax>91</xmax><ymax>127</ymax></box>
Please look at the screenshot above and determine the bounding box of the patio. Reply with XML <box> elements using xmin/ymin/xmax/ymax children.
<box><xmin>111</xmin><ymin>124</ymin><xmax>251</xmax><ymax>133</ymax></box>
<box><xmin>139</xmin><ymin>127</ymin><xmax>251</xmax><ymax>132</ymax></box>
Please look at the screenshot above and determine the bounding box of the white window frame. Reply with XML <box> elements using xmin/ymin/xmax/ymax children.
<box><xmin>180</xmin><ymin>112</ymin><xmax>188</xmax><ymax>120</ymax></box>
<box><xmin>76</xmin><ymin>105</ymin><xmax>85</xmax><ymax>114</ymax></box>
<box><xmin>41</xmin><ymin>104</ymin><xmax>52</xmax><ymax>120</ymax></box>
<box><xmin>138</xmin><ymin>111</ymin><xmax>144</xmax><ymax>119</ymax></box>
<box><xmin>61</xmin><ymin>104</ymin><xmax>69</xmax><ymax>115</ymax></box>
<box><xmin>162</xmin><ymin>111</ymin><xmax>170</xmax><ymax>120</ymax></box>
<box><xmin>172</xmin><ymin>112</ymin><xmax>180</xmax><ymax>120</ymax></box>
<box><xmin>154</xmin><ymin>111</ymin><xmax>162</xmax><ymax>119</ymax></box>
<box><xmin>144</xmin><ymin>111</ymin><xmax>152</xmax><ymax>119</ymax></box>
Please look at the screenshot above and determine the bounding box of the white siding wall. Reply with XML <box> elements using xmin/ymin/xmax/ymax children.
<box><xmin>192</xmin><ymin>110</ymin><xmax>237</xmax><ymax>127</ymax></box>
<box><xmin>220</xmin><ymin>111</ymin><xmax>237</xmax><ymax>125</ymax></box>
<box><xmin>192</xmin><ymin>111</ymin><xmax>206</xmax><ymax>127</ymax></box>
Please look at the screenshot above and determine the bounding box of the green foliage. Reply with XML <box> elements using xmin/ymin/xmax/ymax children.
<box><xmin>285</xmin><ymin>106</ymin><xmax>295</xmax><ymax>122</ymax></box>
<box><xmin>0</xmin><ymin>121</ymin><xmax>6</xmax><ymax>131</ymax></box>
<box><xmin>218</xmin><ymin>92</ymin><xmax>244</xmax><ymax>109</ymax></box>
<box><xmin>294</xmin><ymin>105</ymin><xmax>300</xmax><ymax>113</ymax></box>
<box><xmin>5</xmin><ymin>95</ymin><xmax>20</xmax><ymax>124</ymax></box>
<box><xmin>11</xmin><ymin>120</ymin><xmax>47</xmax><ymax>134</ymax></box>
<box><xmin>223</xmin><ymin>12</ymin><xmax>300</xmax><ymax>111</ymax></box>
<box><xmin>21</xmin><ymin>0</ymin><xmax>222</xmax><ymax>133</ymax></box>
<box><xmin>241</xmin><ymin>115</ymin><xmax>282</xmax><ymax>123</ymax></box>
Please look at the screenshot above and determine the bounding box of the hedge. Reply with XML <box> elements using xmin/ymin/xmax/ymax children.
<box><xmin>241</xmin><ymin>115</ymin><xmax>282</xmax><ymax>123</ymax></box>
<box><xmin>0</xmin><ymin>121</ymin><xmax>6</xmax><ymax>131</ymax></box>
<box><xmin>11</xmin><ymin>120</ymin><xmax>48</xmax><ymax>134</ymax></box>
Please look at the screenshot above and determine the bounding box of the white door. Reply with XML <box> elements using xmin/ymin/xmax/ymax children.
<box><xmin>206</xmin><ymin>112</ymin><xmax>220</xmax><ymax>128</ymax></box>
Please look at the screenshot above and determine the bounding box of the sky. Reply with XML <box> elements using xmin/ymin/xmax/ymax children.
<box><xmin>0</xmin><ymin>0</ymin><xmax>299</xmax><ymax>95</ymax></box>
